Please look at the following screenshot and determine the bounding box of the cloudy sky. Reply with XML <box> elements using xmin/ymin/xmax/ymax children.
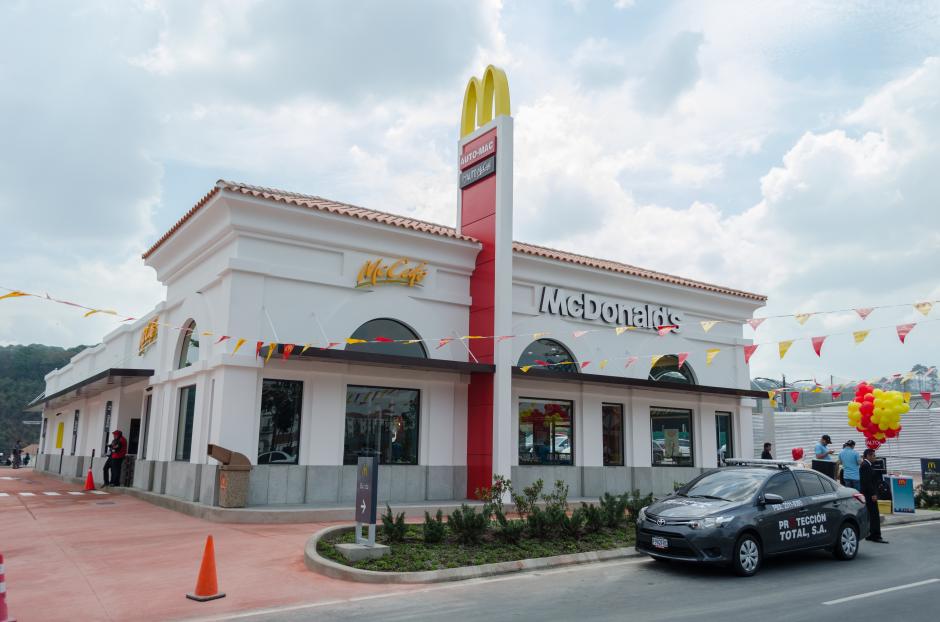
<box><xmin>1</xmin><ymin>0</ymin><xmax>938</xmax><ymax>384</ymax></box>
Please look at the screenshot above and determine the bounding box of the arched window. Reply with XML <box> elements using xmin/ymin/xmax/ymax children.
<box><xmin>345</xmin><ymin>318</ymin><xmax>427</xmax><ymax>358</ymax></box>
<box><xmin>517</xmin><ymin>338</ymin><xmax>578</xmax><ymax>373</ymax></box>
<box><xmin>177</xmin><ymin>320</ymin><xmax>200</xmax><ymax>369</ymax></box>
<box><xmin>649</xmin><ymin>355</ymin><xmax>696</xmax><ymax>384</ymax></box>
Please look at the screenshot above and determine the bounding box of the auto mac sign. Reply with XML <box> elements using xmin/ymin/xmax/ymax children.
<box><xmin>354</xmin><ymin>456</ymin><xmax>378</xmax><ymax>525</ymax></box>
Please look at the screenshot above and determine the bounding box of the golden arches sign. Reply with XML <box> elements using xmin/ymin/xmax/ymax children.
<box><xmin>460</xmin><ymin>65</ymin><xmax>511</xmax><ymax>138</ymax></box>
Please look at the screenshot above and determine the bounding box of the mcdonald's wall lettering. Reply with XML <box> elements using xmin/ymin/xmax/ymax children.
<box><xmin>458</xmin><ymin>65</ymin><xmax>514</xmax><ymax>497</ymax></box>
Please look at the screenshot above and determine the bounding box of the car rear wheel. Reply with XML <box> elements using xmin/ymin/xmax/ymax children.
<box><xmin>833</xmin><ymin>522</ymin><xmax>859</xmax><ymax>560</ymax></box>
<box><xmin>732</xmin><ymin>534</ymin><xmax>761</xmax><ymax>577</ymax></box>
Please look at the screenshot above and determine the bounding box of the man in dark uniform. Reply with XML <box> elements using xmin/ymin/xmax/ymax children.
<box><xmin>761</xmin><ymin>442</ymin><xmax>773</xmax><ymax>460</ymax></box>
<box><xmin>860</xmin><ymin>448</ymin><xmax>888</xmax><ymax>543</ymax></box>
<box><xmin>102</xmin><ymin>429</ymin><xmax>128</xmax><ymax>487</ymax></box>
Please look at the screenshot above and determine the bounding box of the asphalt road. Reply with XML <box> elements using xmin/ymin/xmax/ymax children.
<box><xmin>217</xmin><ymin>521</ymin><xmax>940</xmax><ymax>622</ymax></box>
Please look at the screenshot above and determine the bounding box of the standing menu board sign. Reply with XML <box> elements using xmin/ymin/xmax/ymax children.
<box><xmin>889</xmin><ymin>476</ymin><xmax>916</xmax><ymax>514</ymax></box>
<box><xmin>354</xmin><ymin>456</ymin><xmax>379</xmax><ymax>546</ymax></box>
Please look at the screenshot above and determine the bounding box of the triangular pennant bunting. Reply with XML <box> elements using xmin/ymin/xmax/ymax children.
<box><xmin>705</xmin><ymin>349</ymin><xmax>720</xmax><ymax>366</ymax></box>
<box><xmin>677</xmin><ymin>353</ymin><xmax>689</xmax><ymax>369</ymax></box>
<box><xmin>625</xmin><ymin>356</ymin><xmax>638</xmax><ymax>368</ymax></box>
<box><xmin>496</xmin><ymin>335</ymin><xmax>514</xmax><ymax>342</ymax></box>
<box><xmin>265</xmin><ymin>342</ymin><xmax>277</xmax><ymax>363</ymax></box>
<box><xmin>811</xmin><ymin>335</ymin><xmax>826</xmax><ymax>357</ymax></box>
<box><xmin>700</xmin><ymin>320</ymin><xmax>719</xmax><ymax>333</ymax></box>
<box><xmin>831</xmin><ymin>391</ymin><xmax>842</xmax><ymax>400</ymax></box>
<box><xmin>345</xmin><ymin>338</ymin><xmax>367</xmax><ymax>344</ymax></box>
<box><xmin>580</xmin><ymin>361</ymin><xmax>591</xmax><ymax>369</ymax></box>
<box><xmin>896</xmin><ymin>323</ymin><xmax>915</xmax><ymax>344</ymax></box>
<box><xmin>326</xmin><ymin>342</ymin><xmax>341</xmax><ymax>349</ymax></box>
<box><xmin>373</xmin><ymin>336</ymin><xmax>394</xmax><ymax>342</ymax></box>
<box><xmin>921</xmin><ymin>391</ymin><xmax>932</xmax><ymax>406</ymax></box>
<box><xmin>615</xmin><ymin>326</ymin><xmax>633</xmax><ymax>335</ymax></box>
<box><xmin>0</xmin><ymin>290</ymin><xmax>29</xmax><ymax>301</ymax></box>
<box><xmin>790</xmin><ymin>391</ymin><xmax>799</xmax><ymax>403</ymax></box>
<box><xmin>599</xmin><ymin>360</ymin><xmax>608</xmax><ymax>370</ymax></box>
<box><xmin>532</xmin><ymin>332</ymin><xmax>548</xmax><ymax>339</ymax></box>
<box><xmin>437</xmin><ymin>338</ymin><xmax>453</xmax><ymax>349</ymax></box>
<box><xmin>853</xmin><ymin>330</ymin><xmax>869</xmax><ymax>345</ymax></box>
<box><xmin>534</xmin><ymin>359</ymin><xmax>550</xmax><ymax>367</ymax></box>
<box><xmin>656</xmin><ymin>325</ymin><xmax>678</xmax><ymax>336</ymax></box>
<box><xmin>778</xmin><ymin>340</ymin><xmax>794</xmax><ymax>359</ymax></box>
<box><xmin>214</xmin><ymin>335</ymin><xmax>230</xmax><ymax>344</ymax></box>
<box><xmin>855</xmin><ymin>308</ymin><xmax>873</xmax><ymax>320</ymax></box>
<box><xmin>520</xmin><ymin>365</ymin><xmax>531</xmax><ymax>373</ymax></box>
<box><xmin>573</xmin><ymin>330</ymin><xmax>589</xmax><ymax>338</ymax></box>
<box><xmin>300</xmin><ymin>343</ymin><xmax>312</xmax><ymax>355</ymax></box>
<box><xmin>743</xmin><ymin>344</ymin><xmax>758</xmax><ymax>364</ymax></box>
<box><xmin>914</xmin><ymin>302</ymin><xmax>933</xmax><ymax>316</ymax></box>
<box><xmin>767</xmin><ymin>390</ymin><xmax>777</xmax><ymax>401</ymax></box>
<box><xmin>281</xmin><ymin>343</ymin><xmax>295</xmax><ymax>360</ymax></box>
<box><xmin>746</xmin><ymin>318</ymin><xmax>765</xmax><ymax>330</ymax></box>
<box><xmin>232</xmin><ymin>338</ymin><xmax>247</xmax><ymax>355</ymax></box>
<box><xmin>256</xmin><ymin>341</ymin><xmax>264</xmax><ymax>358</ymax></box>
<box><xmin>795</xmin><ymin>313</ymin><xmax>812</xmax><ymax>325</ymax></box>
<box><xmin>650</xmin><ymin>355</ymin><xmax>664</xmax><ymax>368</ymax></box>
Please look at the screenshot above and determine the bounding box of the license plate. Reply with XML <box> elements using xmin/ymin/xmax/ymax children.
<box><xmin>652</xmin><ymin>536</ymin><xmax>668</xmax><ymax>549</ymax></box>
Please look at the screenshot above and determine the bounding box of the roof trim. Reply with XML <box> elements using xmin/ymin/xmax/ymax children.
<box><xmin>26</xmin><ymin>368</ymin><xmax>155</xmax><ymax>410</ymax></box>
<box><xmin>513</xmin><ymin>366</ymin><xmax>767</xmax><ymax>399</ymax></box>
<box><xmin>142</xmin><ymin>181</ymin><xmax>766</xmax><ymax>301</ymax></box>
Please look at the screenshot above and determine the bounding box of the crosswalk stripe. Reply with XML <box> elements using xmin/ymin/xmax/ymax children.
<box><xmin>0</xmin><ymin>492</ymin><xmax>9</xmax><ymax>497</ymax></box>
<box><xmin>67</xmin><ymin>491</ymin><xmax>84</xmax><ymax>496</ymax></box>
<box><xmin>19</xmin><ymin>492</ymin><xmax>36</xmax><ymax>496</ymax></box>
<box><xmin>42</xmin><ymin>492</ymin><xmax>62</xmax><ymax>496</ymax></box>
<box><xmin>88</xmin><ymin>490</ymin><xmax>108</xmax><ymax>495</ymax></box>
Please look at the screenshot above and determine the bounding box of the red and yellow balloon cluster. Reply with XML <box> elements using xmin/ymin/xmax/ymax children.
<box><xmin>847</xmin><ymin>383</ymin><xmax>909</xmax><ymax>449</ymax></box>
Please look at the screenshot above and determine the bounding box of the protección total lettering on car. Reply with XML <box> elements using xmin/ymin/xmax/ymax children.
<box><xmin>635</xmin><ymin>459</ymin><xmax>870</xmax><ymax>576</ymax></box>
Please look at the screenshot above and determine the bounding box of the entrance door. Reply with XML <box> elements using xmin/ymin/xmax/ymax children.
<box><xmin>128</xmin><ymin>418</ymin><xmax>141</xmax><ymax>455</ymax></box>
<box><xmin>756</xmin><ymin>471</ymin><xmax>804</xmax><ymax>555</ymax></box>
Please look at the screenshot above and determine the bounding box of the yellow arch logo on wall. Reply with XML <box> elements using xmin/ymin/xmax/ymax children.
<box><xmin>460</xmin><ymin>65</ymin><xmax>511</xmax><ymax>138</ymax></box>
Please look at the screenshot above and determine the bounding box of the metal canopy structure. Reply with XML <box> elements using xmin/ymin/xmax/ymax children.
<box><xmin>24</xmin><ymin>368</ymin><xmax>154</xmax><ymax>411</ymax></box>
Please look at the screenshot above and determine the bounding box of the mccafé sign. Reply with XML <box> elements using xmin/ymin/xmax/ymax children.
<box><xmin>356</xmin><ymin>257</ymin><xmax>428</xmax><ymax>288</ymax></box>
<box><xmin>138</xmin><ymin>317</ymin><xmax>159</xmax><ymax>355</ymax></box>
<box><xmin>539</xmin><ymin>286</ymin><xmax>682</xmax><ymax>330</ymax></box>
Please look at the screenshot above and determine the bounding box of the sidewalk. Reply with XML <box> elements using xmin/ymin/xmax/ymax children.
<box><xmin>0</xmin><ymin>469</ymin><xmax>417</xmax><ymax>622</ymax></box>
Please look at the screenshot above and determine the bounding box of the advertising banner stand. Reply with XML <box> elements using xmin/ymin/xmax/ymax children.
<box><xmin>336</xmin><ymin>456</ymin><xmax>388</xmax><ymax>562</ymax></box>
<box><xmin>889</xmin><ymin>476</ymin><xmax>916</xmax><ymax>514</ymax></box>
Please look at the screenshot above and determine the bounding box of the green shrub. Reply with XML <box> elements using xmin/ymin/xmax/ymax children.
<box><xmin>581</xmin><ymin>502</ymin><xmax>604</xmax><ymax>534</ymax></box>
<box><xmin>512</xmin><ymin>478</ymin><xmax>544</xmax><ymax>520</ymax></box>
<box><xmin>599</xmin><ymin>492</ymin><xmax>628</xmax><ymax>529</ymax></box>
<box><xmin>623</xmin><ymin>489</ymin><xmax>654</xmax><ymax>521</ymax></box>
<box><xmin>449</xmin><ymin>504</ymin><xmax>490</xmax><ymax>545</ymax></box>
<box><xmin>673</xmin><ymin>481</ymin><xmax>687</xmax><ymax>492</ymax></box>
<box><xmin>476</xmin><ymin>474</ymin><xmax>512</xmax><ymax>517</ymax></box>
<box><xmin>561</xmin><ymin>506</ymin><xmax>585</xmax><ymax>539</ymax></box>
<box><xmin>381</xmin><ymin>504</ymin><xmax>407</xmax><ymax>543</ymax></box>
<box><xmin>494</xmin><ymin>513</ymin><xmax>526</xmax><ymax>545</ymax></box>
<box><xmin>423</xmin><ymin>509</ymin><xmax>446</xmax><ymax>544</ymax></box>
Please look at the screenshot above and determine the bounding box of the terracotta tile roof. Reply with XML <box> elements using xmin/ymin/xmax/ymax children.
<box><xmin>142</xmin><ymin>180</ymin><xmax>766</xmax><ymax>301</ymax></box>
<box><xmin>142</xmin><ymin>180</ymin><xmax>477</xmax><ymax>258</ymax></box>
<box><xmin>512</xmin><ymin>241</ymin><xmax>767</xmax><ymax>302</ymax></box>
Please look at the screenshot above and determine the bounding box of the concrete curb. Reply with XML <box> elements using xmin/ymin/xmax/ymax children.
<box><xmin>304</xmin><ymin>524</ymin><xmax>640</xmax><ymax>584</ymax></box>
<box><xmin>883</xmin><ymin>510</ymin><xmax>940</xmax><ymax>526</ymax></box>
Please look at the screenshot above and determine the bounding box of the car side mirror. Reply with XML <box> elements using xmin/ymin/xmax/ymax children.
<box><xmin>763</xmin><ymin>493</ymin><xmax>784</xmax><ymax>505</ymax></box>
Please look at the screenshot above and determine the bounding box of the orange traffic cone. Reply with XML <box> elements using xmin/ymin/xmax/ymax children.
<box><xmin>0</xmin><ymin>552</ymin><xmax>16</xmax><ymax>622</ymax></box>
<box><xmin>83</xmin><ymin>469</ymin><xmax>95</xmax><ymax>491</ymax></box>
<box><xmin>186</xmin><ymin>535</ymin><xmax>225</xmax><ymax>602</ymax></box>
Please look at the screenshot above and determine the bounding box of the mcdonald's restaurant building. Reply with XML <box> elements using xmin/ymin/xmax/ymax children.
<box><xmin>30</xmin><ymin>67</ymin><xmax>767</xmax><ymax>509</ymax></box>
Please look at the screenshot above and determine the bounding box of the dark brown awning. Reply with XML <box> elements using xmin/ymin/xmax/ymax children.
<box><xmin>25</xmin><ymin>368</ymin><xmax>154</xmax><ymax>411</ymax></box>
<box><xmin>290</xmin><ymin>345</ymin><xmax>495</xmax><ymax>374</ymax></box>
<box><xmin>513</xmin><ymin>367</ymin><xmax>766</xmax><ymax>399</ymax></box>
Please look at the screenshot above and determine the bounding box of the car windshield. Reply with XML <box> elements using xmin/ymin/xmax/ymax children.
<box><xmin>679</xmin><ymin>469</ymin><xmax>769</xmax><ymax>502</ymax></box>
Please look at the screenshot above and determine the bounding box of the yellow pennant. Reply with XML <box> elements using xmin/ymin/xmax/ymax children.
<box><xmin>300</xmin><ymin>343</ymin><xmax>312</xmax><ymax>354</ymax></box>
<box><xmin>520</xmin><ymin>365</ymin><xmax>531</xmax><ymax>373</ymax></box>
<box><xmin>265</xmin><ymin>342</ymin><xmax>277</xmax><ymax>363</ymax></box>
<box><xmin>83</xmin><ymin>308</ymin><xmax>117</xmax><ymax>318</ymax></box>
<box><xmin>615</xmin><ymin>326</ymin><xmax>629</xmax><ymax>335</ymax></box>
<box><xmin>914</xmin><ymin>302</ymin><xmax>933</xmax><ymax>316</ymax></box>
<box><xmin>650</xmin><ymin>354</ymin><xmax>664</xmax><ymax>368</ymax></box>
<box><xmin>705</xmin><ymin>348</ymin><xmax>720</xmax><ymax>366</ymax></box>
<box><xmin>201</xmin><ymin>331</ymin><xmax>214</xmax><ymax>337</ymax></box>
<box><xmin>700</xmin><ymin>320</ymin><xmax>719</xmax><ymax>333</ymax></box>
<box><xmin>795</xmin><ymin>313</ymin><xmax>812</xmax><ymax>325</ymax></box>
<box><xmin>232</xmin><ymin>338</ymin><xmax>247</xmax><ymax>354</ymax></box>
<box><xmin>767</xmin><ymin>390</ymin><xmax>777</xmax><ymax>400</ymax></box>
<box><xmin>599</xmin><ymin>360</ymin><xmax>608</xmax><ymax>370</ymax></box>
<box><xmin>853</xmin><ymin>330</ymin><xmax>869</xmax><ymax>344</ymax></box>
<box><xmin>0</xmin><ymin>290</ymin><xmax>29</xmax><ymax>301</ymax></box>
<box><xmin>404</xmin><ymin>339</ymin><xmax>421</xmax><ymax>344</ymax></box>
<box><xmin>770</xmin><ymin>399</ymin><xmax>777</xmax><ymax>408</ymax></box>
<box><xmin>812</xmin><ymin>386</ymin><xmax>823</xmax><ymax>393</ymax></box>
<box><xmin>903</xmin><ymin>391</ymin><xmax>911</xmax><ymax>402</ymax></box>
<box><xmin>778</xmin><ymin>340</ymin><xmax>794</xmax><ymax>359</ymax></box>
<box><xmin>532</xmin><ymin>332</ymin><xmax>548</xmax><ymax>339</ymax></box>
<box><xmin>345</xmin><ymin>338</ymin><xmax>367</xmax><ymax>344</ymax></box>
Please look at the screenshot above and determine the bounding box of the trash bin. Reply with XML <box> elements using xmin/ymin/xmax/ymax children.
<box><xmin>207</xmin><ymin>444</ymin><xmax>252</xmax><ymax>508</ymax></box>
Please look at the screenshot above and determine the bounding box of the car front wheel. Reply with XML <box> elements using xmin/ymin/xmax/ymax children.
<box><xmin>732</xmin><ymin>534</ymin><xmax>762</xmax><ymax>577</ymax></box>
<box><xmin>834</xmin><ymin>522</ymin><xmax>859</xmax><ymax>560</ymax></box>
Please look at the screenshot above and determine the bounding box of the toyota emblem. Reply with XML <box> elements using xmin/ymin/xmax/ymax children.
<box><xmin>657</xmin><ymin>518</ymin><xmax>666</xmax><ymax>526</ymax></box>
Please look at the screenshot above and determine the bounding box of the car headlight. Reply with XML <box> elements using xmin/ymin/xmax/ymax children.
<box><xmin>689</xmin><ymin>516</ymin><xmax>734</xmax><ymax>530</ymax></box>
<box><xmin>637</xmin><ymin>506</ymin><xmax>648</xmax><ymax>522</ymax></box>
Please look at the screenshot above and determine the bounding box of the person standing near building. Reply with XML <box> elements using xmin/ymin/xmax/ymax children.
<box><xmin>761</xmin><ymin>442</ymin><xmax>773</xmax><ymax>460</ymax></box>
<box><xmin>839</xmin><ymin>440</ymin><xmax>861</xmax><ymax>491</ymax></box>
<box><xmin>102</xmin><ymin>430</ymin><xmax>128</xmax><ymax>487</ymax></box>
<box><xmin>860</xmin><ymin>448</ymin><xmax>888</xmax><ymax>544</ymax></box>
<box><xmin>11</xmin><ymin>440</ymin><xmax>22</xmax><ymax>469</ymax></box>
<box><xmin>814</xmin><ymin>434</ymin><xmax>834</xmax><ymax>460</ymax></box>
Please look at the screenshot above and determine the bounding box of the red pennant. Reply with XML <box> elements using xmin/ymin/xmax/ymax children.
<box><xmin>743</xmin><ymin>344</ymin><xmax>758</xmax><ymax>364</ymax></box>
<box><xmin>790</xmin><ymin>391</ymin><xmax>799</xmax><ymax>403</ymax></box>
<box><xmin>746</xmin><ymin>318</ymin><xmax>766</xmax><ymax>330</ymax></box>
<box><xmin>897</xmin><ymin>323</ymin><xmax>915</xmax><ymax>343</ymax></box>
<box><xmin>437</xmin><ymin>338</ymin><xmax>453</xmax><ymax>349</ymax></box>
<box><xmin>373</xmin><ymin>336</ymin><xmax>394</xmax><ymax>342</ymax></box>
<box><xmin>496</xmin><ymin>335</ymin><xmax>514</xmax><ymax>342</ymax></box>
<box><xmin>326</xmin><ymin>342</ymin><xmax>341</xmax><ymax>349</ymax></box>
<box><xmin>855</xmin><ymin>308</ymin><xmax>873</xmax><ymax>320</ymax></box>
<box><xmin>625</xmin><ymin>356</ymin><xmax>638</xmax><ymax>368</ymax></box>
<box><xmin>656</xmin><ymin>325</ymin><xmax>678</xmax><ymax>336</ymax></box>
<box><xmin>281</xmin><ymin>343</ymin><xmax>295</xmax><ymax>359</ymax></box>
<box><xmin>580</xmin><ymin>361</ymin><xmax>591</xmax><ymax>369</ymax></box>
<box><xmin>215</xmin><ymin>335</ymin><xmax>230</xmax><ymax>344</ymax></box>
<box><xmin>677</xmin><ymin>352</ymin><xmax>689</xmax><ymax>369</ymax></box>
<box><xmin>534</xmin><ymin>359</ymin><xmax>550</xmax><ymax>367</ymax></box>
<box><xmin>921</xmin><ymin>391</ymin><xmax>932</xmax><ymax>405</ymax></box>
<box><xmin>811</xmin><ymin>335</ymin><xmax>826</xmax><ymax>357</ymax></box>
<box><xmin>255</xmin><ymin>341</ymin><xmax>264</xmax><ymax>358</ymax></box>
<box><xmin>831</xmin><ymin>391</ymin><xmax>842</xmax><ymax>400</ymax></box>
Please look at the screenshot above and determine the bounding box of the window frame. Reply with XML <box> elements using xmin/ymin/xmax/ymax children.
<box><xmin>175</xmin><ymin>385</ymin><xmax>197</xmax><ymax>461</ymax></box>
<box><xmin>342</xmin><ymin>384</ymin><xmax>421</xmax><ymax>466</ymax></box>
<box><xmin>602</xmin><ymin>402</ymin><xmax>624</xmax><ymax>467</ymax></box>
<box><xmin>794</xmin><ymin>470</ymin><xmax>827</xmax><ymax>497</ymax></box>
<box><xmin>715</xmin><ymin>410</ymin><xmax>733</xmax><ymax>465</ymax></box>
<box><xmin>648</xmin><ymin>355</ymin><xmax>697</xmax><ymax>384</ymax></box>
<box><xmin>177</xmin><ymin>319</ymin><xmax>200</xmax><ymax>369</ymax></box>
<box><xmin>70</xmin><ymin>410</ymin><xmax>80</xmax><ymax>456</ymax></box>
<box><xmin>345</xmin><ymin>318</ymin><xmax>428</xmax><ymax>358</ymax></box>
<box><xmin>650</xmin><ymin>406</ymin><xmax>695</xmax><ymax>467</ymax></box>
<box><xmin>257</xmin><ymin>378</ymin><xmax>304</xmax><ymax>466</ymax></box>
<box><xmin>517</xmin><ymin>338</ymin><xmax>579</xmax><ymax>373</ymax></box>
<box><xmin>518</xmin><ymin>397</ymin><xmax>575</xmax><ymax>467</ymax></box>
<box><xmin>762</xmin><ymin>471</ymin><xmax>801</xmax><ymax>501</ymax></box>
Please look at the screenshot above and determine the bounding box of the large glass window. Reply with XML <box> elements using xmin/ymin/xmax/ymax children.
<box><xmin>602</xmin><ymin>403</ymin><xmax>624</xmax><ymax>466</ymax></box>
<box><xmin>794</xmin><ymin>470</ymin><xmax>826</xmax><ymax>497</ymax></box>
<box><xmin>70</xmin><ymin>410</ymin><xmax>80</xmax><ymax>455</ymax></box>
<box><xmin>177</xmin><ymin>320</ymin><xmax>200</xmax><ymax>369</ymax></box>
<box><xmin>257</xmin><ymin>379</ymin><xmax>303</xmax><ymax>465</ymax></box>
<box><xmin>517</xmin><ymin>339</ymin><xmax>578</xmax><ymax>372</ymax></box>
<box><xmin>763</xmin><ymin>472</ymin><xmax>800</xmax><ymax>500</ymax></box>
<box><xmin>651</xmin><ymin>407</ymin><xmax>694</xmax><ymax>467</ymax></box>
<box><xmin>343</xmin><ymin>385</ymin><xmax>419</xmax><ymax>465</ymax></box>
<box><xmin>175</xmin><ymin>385</ymin><xmax>196</xmax><ymax>461</ymax></box>
<box><xmin>716</xmin><ymin>411</ymin><xmax>733</xmax><ymax>465</ymax></box>
<box><xmin>518</xmin><ymin>398</ymin><xmax>574</xmax><ymax>466</ymax></box>
<box><xmin>649</xmin><ymin>355</ymin><xmax>696</xmax><ymax>384</ymax></box>
<box><xmin>141</xmin><ymin>394</ymin><xmax>152</xmax><ymax>460</ymax></box>
<box><xmin>345</xmin><ymin>319</ymin><xmax>427</xmax><ymax>358</ymax></box>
